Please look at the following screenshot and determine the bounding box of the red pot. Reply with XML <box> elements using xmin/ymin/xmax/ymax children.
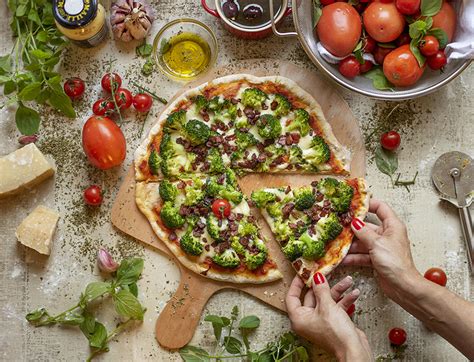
<box><xmin>201</xmin><ymin>0</ymin><xmax>291</xmax><ymax>40</ymax></box>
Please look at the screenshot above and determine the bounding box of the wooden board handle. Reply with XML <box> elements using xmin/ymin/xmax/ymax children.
<box><xmin>155</xmin><ymin>271</ymin><xmax>220</xmax><ymax>349</ymax></box>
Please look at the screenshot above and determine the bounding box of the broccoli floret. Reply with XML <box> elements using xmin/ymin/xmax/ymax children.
<box><xmin>205</xmin><ymin>176</ymin><xmax>225</xmax><ymax>197</ymax></box>
<box><xmin>231</xmin><ymin>237</ymin><xmax>246</xmax><ymax>255</ymax></box>
<box><xmin>184</xmin><ymin>119</ymin><xmax>211</xmax><ymax>146</ymax></box>
<box><xmin>316</xmin><ymin>213</ymin><xmax>343</xmax><ymax>243</ymax></box>
<box><xmin>179</xmin><ymin>232</ymin><xmax>203</xmax><ymax>256</ymax></box>
<box><xmin>282</xmin><ymin>238</ymin><xmax>305</xmax><ymax>261</ymax></box>
<box><xmin>289</xmin><ymin>145</ymin><xmax>303</xmax><ymax>164</ymax></box>
<box><xmin>235</xmin><ymin>130</ymin><xmax>258</xmax><ymax>150</ymax></box>
<box><xmin>225</xmin><ymin>168</ymin><xmax>239</xmax><ymax>188</ymax></box>
<box><xmin>264</xmin><ymin>144</ymin><xmax>286</xmax><ymax>158</ymax></box>
<box><xmin>148</xmin><ymin>149</ymin><xmax>161</xmax><ymax>175</ymax></box>
<box><xmin>165</xmin><ymin>109</ymin><xmax>186</xmax><ymax>131</ymax></box>
<box><xmin>244</xmin><ymin>250</ymin><xmax>267</xmax><ymax>270</ymax></box>
<box><xmin>318</xmin><ymin>178</ymin><xmax>354</xmax><ymax>213</ymax></box>
<box><xmin>215</xmin><ymin>100</ymin><xmax>238</xmax><ymax>121</ymax></box>
<box><xmin>159</xmin><ymin>132</ymin><xmax>174</xmax><ymax>158</ymax></box>
<box><xmin>234</xmin><ymin>117</ymin><xmax>249</xmax><ymax>129</ymax></box>
<box><xmin>287</xmin><ymin>109</ymin><xmax>311</xmax><ymax>137</ymax></box>
<box><xmin>160</xmin><ymin>201</ymin><xmax>185</xmax><ymax>229</ymax></box>
<box><xmin>208</xmin><ymin>96</ymin><xmax>226</xmax><ymax>112</ymax></box>
<box><xmin>192</xmin><ymin>95</ymin><xmax>208</xmax><ymax>112</ymax></box>
<box><xmin>238</xmin><ymin>221</ymin><xmax>258</xmax><ymax>237</ymax></box>
<box><xmin>257</xmin><ymin>114</ymin><xmax>282</xmax><ymax>139</ymax></box>
<box><xmin>273</xmin><ymin>94</ymin><xmax>291</xmax><ymax>117</ymax></box>
<box><xmin>303</xmin><ymin>136</ymin><xmax>331</xmax><ymax>167</ymax></box>
<box><xmin>299</xmin><ymin>232</ymin><xmax>325</xmax><ymax>260</ymax></box>
<box><xmin>207</xmin><ymin>148</ymin><xmax>226</xmax><ymax>174</ymax></box>
<box><xmin>241</xmin><ymin>88</ymin><xmax>268</xmax><ymax>109</ymax></box>
<box><xmin>212</xmin><ymin>248</ymin><xmax>241</xmax><ymax>268</ymax></box>
<box><xmin>206</xmin><ymin>214</ymin><xmax>222</xmax><ymax>241</ymax></box>
<box><xmin>159</xmin><ymin>180</ymin><xmax>178</xmax><ymax>202</ymax></box>
<box><xmin>220</xmin><ymin>186</ymin><xmax>243</xmax><ymax>204</ymax></box>
<box><xmin>274</xmin><ymin>221</ymin><xmax>292</xmax><ymax>242</ymax></box>
<box><xmin>267</xmin><ymin>202</ymin><xmax>283</xmax><ymax>219</ymax></box>
<box><xmin>159</xmin><ymin>133</ymin><xmax>188</xmax><ymax>178</ymax></box>
<box><xmin>184</xmin><ymin>178</ymin><xmax>205</xmax><ymax>206</ymax></box>
<box><xmin>294</xmin><ymin>186</ymin><xmax>315</xmax><ymax>211</ymax></box>
<box><xmin>251</xmin><ymin>190</ymin><xmax>277</xmax><ymax>208</ymax></box>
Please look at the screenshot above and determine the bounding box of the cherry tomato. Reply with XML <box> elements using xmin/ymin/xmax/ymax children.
<box><xmin>359</xmin><ymin>60</ymin><xmax>374</xmax><ymax>73</ymax></box>
<box><xmin>383</xmin><ymin>45</ymin><xmax>425</xmax><ymax>87</ymax></box>
<box><xmin>396</xmin><ymin>33</ymin><xmax>411</xmax><ymax>47</ymax></box>
<box><xmin>388</xmin><ymin>328</ymin><xmax>407</xmax><ymax>346</ymax></box>
<box><xmin>373</xmin><ymin>46</ymin><xmax>393</xmax><ymax>65</ymax></box>
<box><xmin>363</xmin><ymin>2</ymin><xmax>405</xmax><ymax>43</ymax></box>
<box><xmin>316</xmin><ymin>3</ymin><xmax>362</xmax><ymax>57</ymax></box>
<box><xmin>320</xmin><ymin>0</ymin><xmax>335</xmax><ymax>5</ymax></box>
<box><xmin>363</xmin><ymin>36</ymin><xmax>376</xmax><ymax>53</ymax></box>
<box><xmin>133</xmin><ymin>93</ymin><xmax>153</xmax><ymax>113</ymax></box>
<box><xmin>64</xmin><ymin>77</ymin><xmax>85</xmax><ymax>100</ymax></box>
<box><xmin>419</xmin><ymin>35</ymin><xmax>439</xmax><ymax>57</ymax></box>
<box><xmin>212</xmin><ymin>199</ymin><xmax>231</xmax><ymax>219</ymax></box>
<box><xmin>114</xmin><ymin>88</ymin><xmax>133</xmax><ymax>110</ymax></box>
<box><xmin>432</xmin><ymin>1</ymin><xmax>456</xmax><ymax>42</ymax></box>
<box><xmin>338</xmin><ymin>56</ymin><xmax>361</xmax><ymax>78</ymax></box>
<box><xmin>82</xmin><ymin>116</ymin><xmax>126</xmax><ymax>170</ymax></box>
<box><xmin>424</xmin><ymin>267</ymin><xmax>447</xmax><ymax>286</ymax></box>
<box><xmin>380</xmin><ymin>131</ymin><xmax>401</xmax><ymax>150</ymax></box>
<box><xmin>101</xmin><ymin>73</ymin><xmax>122</xmax><ymax>93</ymax></box>
<box><xmin>395</xmin><ymin>0</ymin><xmax>420</xmax><ymax>15</ymax></box>
<box><xmin>84</xmin><ymin>185</ymin><xmax>103</xmax><ymax>206</ymax></box>
<box><xmin>92</xmin><ymin>98</ymin><xmax>115</xmax><ymax>116</ymax></box>
<box><xmin>426</xmin><ymin>50</ymin><xmax>447</xmax><ymax>70</ymax></box>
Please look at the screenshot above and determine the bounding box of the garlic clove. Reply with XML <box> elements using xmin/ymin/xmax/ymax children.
<box><xmin>97</xmin><ymin>248</ymin><xmax>119</xmax><ymax>273</ymax></box>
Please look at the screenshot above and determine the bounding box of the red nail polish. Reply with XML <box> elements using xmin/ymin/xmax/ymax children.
<box><xmin>313</xmin><ymin>272</ymin><xmax>325</xmax><ymax>285</ymax></box>
<box><xmin>352</xmin><ymin>218</ymin><xmax>365</xmax><ymax>231</ymax></box>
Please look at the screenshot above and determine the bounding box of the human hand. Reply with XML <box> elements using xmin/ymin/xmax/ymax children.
<box><xmin>286</xmin><ymin>274</ymin><xmax>372</xmax><ymax>361</ymax></box>
<box><xmin>343</xmin><ymin>198</ymin><xmax>422</xmax><ymax>302</ymax></box>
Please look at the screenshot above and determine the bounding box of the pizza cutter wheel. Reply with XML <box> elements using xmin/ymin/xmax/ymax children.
<box><xmin>432</xmin><ymin>151</ymin><xmax>474</xmax><ymax>273</ymax></box>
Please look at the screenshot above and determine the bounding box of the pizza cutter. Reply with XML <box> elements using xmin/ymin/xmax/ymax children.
<box><xmin>432</xmin><ymin>151</ymin><xmax>474</xmax><ymax>273</ymax></box>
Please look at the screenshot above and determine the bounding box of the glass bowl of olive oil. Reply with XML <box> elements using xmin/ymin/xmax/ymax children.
<box><xmin>153</xmin><ymin>18</ymin><xmax>218</xmax><ymax>81</ymax></box>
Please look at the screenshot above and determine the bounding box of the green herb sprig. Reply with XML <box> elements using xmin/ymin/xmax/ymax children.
<box><xmin>26</xmin><ymin>257</ymin><xmax>146</xmax><ymax>361</ymax></box>
<box><xmin>131</xmin><ymin>80</ymin><xmax>168</xmax><ymax>105</ymax></box>
<box><xmin>136</xmin><ymin>42</ymin><xmax>155</xmax><ymax>76</ymax></box>
<box><xmin>180</xmin><ymin>306</ymin><xmax>309</xmax><ymax>361</ymax></box>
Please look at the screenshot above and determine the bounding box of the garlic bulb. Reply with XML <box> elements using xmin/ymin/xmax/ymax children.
<box><xmin>110</xmin><ymin>0</ymin><xmax>154</xmax><ymax>42</ymax></box>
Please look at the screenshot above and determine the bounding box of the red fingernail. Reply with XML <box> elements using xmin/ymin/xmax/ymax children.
<box><xmin>352</xmin><ymin>218</ymin><xmax>365</xmax><ymax>231</ymax></box>
<box><xmin>313</xmin><ymin>272</ymin><xmax>325</xmax><ymax>285</ymax></box>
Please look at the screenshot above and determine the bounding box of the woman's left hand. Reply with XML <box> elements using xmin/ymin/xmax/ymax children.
<box><xmin>286</xmin><ymin>273</ymin><xmax>373</xmax><ymax>361</ymax></box>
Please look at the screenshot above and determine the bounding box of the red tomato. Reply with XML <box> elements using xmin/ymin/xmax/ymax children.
<box><xmin>363</xmin><ymin>2</ymin><xmax>405</xmax><ymax>43</ymax></box>
<box><xmin>360</xmin><ymin>60</ymin><xmax>374</xmax><ymax>73</ymax></box>
<box><xmin>64</xmin><ymin>77</ymin><xmax>85</xmax><ymax>100</ymax></box>
<box><xmin>383</xmin><ymin>45</ymin><xmax>425</xmax><ymax>87</ymax></box>
<box><xmin>212</xmin><ymin>199</ymin><xmax>231</xmax><ymax>219</ymax></box>
<box><xmin>82</xmin><ymin>116</ymin><xmax>126</xmax><ymax>170</ymax></box>
<box><xmin>321</xmin><ymin>0</ymin><xmax>335</xmax><ymax>5</ymax></box>
<box><xmin>388</xmin><ymin>328</ymin><xmax>407</xmax><ymax>346</ymax></box>
<box><xmin>427</xmin><ymin>50</ymin><xmax>447</xmax><ymax>70</ymax></box>
<box><xmin>424</xmin><ymin>267</ymin><xmax>447</xmax><ymax>286</ymax></box>
<box><xmin>316</xmin><ymin>3</ymin><xmax>362</xmax><ymax>57</ymax></box>
<box><xmin>338</xmin><ymin>56</ymin><xmax>361</xmax><ymax>78</ymax></box>
<box><xmin>373</xmin><ymin>46</ymin><xmax>393</xmax><ymax>65</ymax></box>
<box><xmin>101</xmin><ymin>73</ymin><xmax>122</xmax><ymax>93</ymax></box>
<box><xmin>420</xmin><ymin>35</ymin><xmax>440</xmax><ymax>57</ymax></box>
<box><xmin>114</xmin><ymin>88</ymin><xmax>133</xmax><ymax>110</ymax></box>
<box><xmin>395</xmin><ymin>0</ymin><xmax>420</xmax><ymax>15</ymax></box>
<box><xmin>432</xmin><ymin>1</ymin><xmax>456</xmax><ymax>43</ymax></box>
<box><xmin>363</xmin><ymin>36</ymin><xmax>376</xmax><ymax>53</ymax></box>
<box><xmin>133</xmin><ymin>93</ymin><xmax>153</xmax><ymax>113</ymax></box>
<box><xmin>84</xmin><ymin>185</ymin><xmax>103</xmax><ymax>206</ymax></box>
<box><xmin>92</xmin><ymin>98</ymin><xmax>115</xmax><ymax>116</ymax></box>
<box><xmin>396</xmin><ymin>33</ymin><xmax>411</xmax><ymax>47</ymax></box>
<box><xmin>380</xmin><ymin>131</ymin><xmax>401</xmax><ymax>150</ymax></box>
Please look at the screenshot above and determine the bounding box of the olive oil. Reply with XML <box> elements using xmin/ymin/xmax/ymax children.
<box><xmin>161</xmin><ymin>32</ymin><xmax>211</xmax><ymax>80</ymax></box>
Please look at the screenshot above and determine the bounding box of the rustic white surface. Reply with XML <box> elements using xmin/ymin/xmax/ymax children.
<box><xmin>0</xmin><ymin>0</ymin><xmax>473</xmax><ymax>361</ymax></box>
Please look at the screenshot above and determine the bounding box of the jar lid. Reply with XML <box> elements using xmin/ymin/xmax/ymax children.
<box><xmin>53</xmin><ymin>0</ymin><xmax>98</xmax><ymax>29</ymax></box>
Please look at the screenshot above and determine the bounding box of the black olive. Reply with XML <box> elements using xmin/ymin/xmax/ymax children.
<box><xmin>243</xmin><ymin>4</ymin><xmax>263</xmax><ymax>20</ymax></box>
<box><xmin>222</xmin><ymin>0</ymin><xmax>239</xmax><ymax>19</ymax></box>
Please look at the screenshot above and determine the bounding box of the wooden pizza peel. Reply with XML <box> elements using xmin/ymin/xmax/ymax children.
<box><xmin>110</xmin><ymin>59</ymin><xmax>366</xmax><ymax>349</ymax></box>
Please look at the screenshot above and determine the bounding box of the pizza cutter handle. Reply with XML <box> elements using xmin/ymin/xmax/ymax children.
<box><xmin>458</xmin><ymin>206</ymin><xmax>474</xmax><ymax>273</ymax></box>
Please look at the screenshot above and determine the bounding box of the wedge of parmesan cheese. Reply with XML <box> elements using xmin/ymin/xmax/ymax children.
<box><xmin>0</xmin><ymin>144</ymin><xmax>54</xmax><ymax>199</ymax></box>
<box><xmin>16</xmin><ymin>205</ymin><xmax>59</xmax><ymax>255</ymax></box>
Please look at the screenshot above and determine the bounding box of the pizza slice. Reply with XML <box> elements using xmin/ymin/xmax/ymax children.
<box><xmin>135</xmin><ymin>168</ymin><xmax>282</xmax><ymax>283</ymax></box>
<box><xmin>251</xmin><ymin>178</ymin><xmax>369</xmax><ymax>286</ymax></box>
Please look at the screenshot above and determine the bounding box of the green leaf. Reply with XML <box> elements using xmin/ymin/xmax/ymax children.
<box><xmin>160</xmin><ymin>39</ymin><xmax>171</xmax><ymax>55</ymax></box>
<box><xmin>296</xmin><ymin>346</ymin><xmax>309</xmax><ymax>361</ymax></box>
<box><xmin>375</xmin><ymin>146</ymin><xmax>398</xmax><ymax>177</ymax></box>
<box><xmin>28</xmin><ymin>8</ymin><xmax>41</xmax><ymax>25</ymax></box>
<box><xmin>83</xmin><ymin>282</ymin><xmax>111</xmax><ymax>303</ymax></box>
<box><xmin>47</xmin><ymin>89</ymin><xmax>76</xmax><ymax>118</ymax></box>
<box><xmin>239</xmin><ymin>315</ymin><xmax>260</xmax><ymax>329</ymax></box>
<box><xmin>128</xmin><ymin>282</ymin><xmax>138</xmax><ymax>297</ymax></box>
<box><xmin>89</xmin><ymin>322</ymin><xmax>108</xmax><ymax>349</ymax></box>
<box><xmin>80</xmin><ymin>312</ymin><xmax>96</xmax><ymax>336</ymax></box>
<box><xmin>136</xmin><ymin>43</ymin><xmax>153</xmax><ymax>57</ymax></box>
<box><xmin>0</xmin><ymin>75</ymin><xmax>10</xmax><ymax>84</ymax></box>
<box><xmin>26</xmin><ymin>308</ymin><xmax>49</xmax><ymax>322</ymax></box>
<box><xmin>179</xmin><ymin>345</ymin><xmax>210</xmax><ymax>362</ymax></box>
<box><xmin>221</xmin><ymin>317</ymin><xmax>231</xmax><ymax>326</ymax></box>
<box><xmin>312</xmin><ymin>0</ymin><xmax>322</xmax><ymax>28</ymax></box>
<box><xmin>409</xmin><ymin>20</ymin><xmax>428</xmax><ymax>40</ymax></box>
<box><xmin>421</xmin><ymin>0</ymin><xmax>442</xmax><ymax>16</ymax></box>
<box><xmin>116</xmin><ymin>258</ymin><xmax>144</xmax><ymax>286</ymax></box>
<box><xmin>15</xmin><ymin>104</ymin><xmax>40</xmax><ymax>135</ymax></box>
<box><xmin>257</xmin><ymin>352</ymin><xmax>272</xmax><ymax>362</ymax></box>
<box><xmin>16</xmin><ymin>4</ymin><xmax>28</xmax><ymax>16</ymax></box>
<box><xmin>429</xmin><ymin>28</ymin><xmax>448</xmax><ymax>49</ymax></box>
<box><xmin>4</xmin><ymin>80</ymin><xmax>16</xmax><ymax>95</ymax></box>
<box><xmin>58</xmin><ymin>310</ymin><xmax>84</xmax><ymax>325</ymax></box>
<box><xmin>30</xmin><ymin>49</ymin><xmax>52</xmax><ymax>59</ymax></box>
<box><xmin>410</xmin><ymin>38</ymin><xmax>426</xmax><ymax>67</ymax></box>
<box><xmin>36</xmin><ymin>30</ymin><xmax>48</xmax><ymax>43</ymax></box>
<box><xmin>204</xmin><ymin>315</ymin><xmax>225</xmax><ymax>341</ymax></box>
<box><xmin>18</xmin><ymin>81</ymin><xmax>42</xmax><ymax>101</ymax></box>
<box><xmin>113</xmin><ymin>289</ymin><xmax>145</xmax><ymax>320</ymax></box>
<box><xmin>141</xmin><ymin>58</ymin><xmax>154</xmax><ymax>76</ymax></box>
<box><xmin>364</xmin><ymin>68</ymin><xmax>394</xmax><ymax>91</ymax></box>
<box><xmin>223</xmin><ymin>336</ymin><xmax>242</xmax><ymax>354</ymax></box>
<box><xmin>0</xmin><ymin>54</ymin><xmax>12</xmax><ymax>73</ymax></box>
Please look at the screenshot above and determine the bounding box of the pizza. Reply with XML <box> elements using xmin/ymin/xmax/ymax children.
<box><xmin>251</xmin><ymin>178</ymin><xmax>369</xmax><ymax>286</ymax></box>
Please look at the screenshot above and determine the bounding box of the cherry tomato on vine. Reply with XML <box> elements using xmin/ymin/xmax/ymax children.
<box><xmin>64</xmin><ymin>77</ymin><xmax>85</xmax><ymax>100</ymax></box>
<box><xmin>114</xmin><ymin>88</ymin><xmax>133</xmax><ymax>110</ymax></box>
<box><xmin>92</xmin><ymin>98</ymin><xmax>115</xmax><ymax>116</ymax></box>
<box><xmin>419</xmin><ymin>35</ymin><xmax>439</xmax><ymax>57</ymax></box>
<box><xmin>395</xmin><ymin>0</ymin><xmax>420</xmax><ymax>15</ymax></box>
<box><xmin>388</xmin><ymin>328</ymin><xmax>407</xmax><ymax>346</ymax></box>
<box><xmin>212</xmin><ymin>199</ymin><xmax>231</xmax><ymax>219</ymax></box>
<box><xmin>133</xmin><ymin>93</ymin><xmax>153</xmax><ymax>113</ymax></box>
<box><xmin>101</xmin><ymin>73</ymin><xmax>122</xmax><ymax>93</ymax></box>
<box><xmin>380</xmin><ymin>131</ymin><xmax>401</xmax><ymax>151</ymax></box>
<box><xmin>338</xmin><ymin>56</ymin><xmax>361</xmax><ymax>79</ymax></box>
<box><xmin>359</xmin><ymin>60</ymin><xmax>374</xmax><ymax>73</ymax></box>
<box><xmin>84</xmin><ymin>185</ymin><xmax>103</xmax><ymax>206</ymax></box>
<box><xmin>424</xmin><ymin>267</ymin><xmax>447</xmax><ymax>286</ymax></box>
<box><xmin>426</xmin><ymin>51</ymin><xmax>447</xmax><ymax>70</ymax></box>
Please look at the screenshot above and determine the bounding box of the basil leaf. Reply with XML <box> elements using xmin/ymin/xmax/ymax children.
<box><xmin>136</xmin><ymin>43</ymin><xmax>153</xmax><ymax>57</ymax></box>
<box><xmin>80</xmin><ymin>312</ymin><xmax>96</xmax><ymax>336</ymax></box>
<box><xmin>239</xmin><ymin>315</ymin><xmax>260</xmax><ymax>329</ymax></box>
<box><xmin>296</xmin><ymin>346</ymin><xmax>309</xmax><ymax>361</ymax></box>
<box><xmin>113</xmin><ymin>289</ymin><xmax>145</xmax><ymax>320</ymax></box>
<box><xmin>421</xmin><ymin>0</ymin><xmax>442</xmax><ymax>16</ymax></box>
<box><xmin>4</xmin><ymin>80</ymin><xmax>16</xmax><ymax>95</ymax></box>
<box><xmin>179</xmin><ymin>345</ymin><xmax>210</xmax><ymax>362</ymax></box>
<box><xmin>88</xmin><ymin>322</ymin><xmax>108</xmax><ymax>349</ymax></box>
<box><xmin>429</xmin><ymin>28</ymin><xmax>448</xmax><ymax>49</ymax></box>
<box><xmin>257</xmin><ymin>352</ymin><xmax>273</xmax><ymax>362</ymax></box>
<box><xmin>26</xmin><ymin>308</ymin><xmax>48</xmax><ymax>322</ymax></box>
<box><xmin>15</xmin><ymin>104</ymin><xmax>40</xmax><ymax>135</ymax></box>
<box><xmin>16</xmin><ymin>4</ymin><xmax>28</xmax><ymax>16</ymax></box>
<box><xmin>58</xmin><ymin>310</ymin><xmax>84</xmax><ymax>325</ymax></box>
<box><xmin>410</xmin><ymin>38</ymin><xmax>426</xmax><ymax>67</ymax></box>
<box><xmin>48</xmin><ymin>90</ymin><xmax>76</xmax><ymax>118</ymax></box>
<box><xmin>223</xmin><ymin>336</ymin><xmax>242</xmax><ymax>354</ymax></box>
<box><xmin>28</xmin><ymin>8</ymin><xmax>41</xmax><ymax>25</ymax></box>
<box><xmin>36</xmin><ymin>30</ymin><xmax>48</xmax><ymax>42</ymax></box>
<box><xmin>312</xmin><ymin>0</ymin><xmax>322</xmax><ymax>28</ymax></box>
<box><xmin>221</xmin><ymin>316</ymin><xmax>231</xmax><ymax>326</ymax></box>
<box><xmin>30</xmin><ymin>49</ymin><xmax>52</xmax><ymax>59</ymax></box>
<box><xmin>128</xmin><ymin>282</ymin><xmax>138</xmax><ymax>297</ymax></box>
<box><xmin>0</xmin><ymin>54</ymin><xmax>12</xmax><ymax>73</ymax></box>
<box><xmin>409</xmin><ymin>20</ymin><xmax>428</xmax><ymax>40</ymax></box>
<box><xmin>83</xmin><ymin>281</ymin><xmax>111</xmax><ymax>303</ymax></box>
<box><xmin>204</xmin><ymin>315</ymin><xmax>225</xmax><ymax>341</ymax></box>
<box><xmin>116</xmin><ymin>258</ymin><xmax>144</xmax><ymax>286</ymax></box>
<box><xmin>18</xmin><ymin>81</ymin><xmax>42</xmax><ymax>101</ymax></box>
<box><xmin>375</xmin><ymin>146</ymin><xmax>398</xmax><ymax>177</ymax></box>
<box><xmin>0</xmin><ymin>75</ymin><xmax>10</xmax><ymax>84</ymax></box>
<box><xmin>364</xmin><ymin>68</ymin><xmax>394</xmax><ymax>91</ymax></box>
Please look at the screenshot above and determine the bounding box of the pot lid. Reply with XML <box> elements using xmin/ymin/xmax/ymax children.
<box><xmin>53</xmin><ymin>0</ymin><xmax>98</xmax><ymax>29</ymax></box>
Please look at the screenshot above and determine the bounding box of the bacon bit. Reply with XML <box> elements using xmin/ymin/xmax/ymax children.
<box><xmin>177</xmin><ymin>181</ymin><xmax>186</xmax><ymax>189</ymax></box>
<box><xmin>231</xmin><ymin>98</ymin><xmax>239</xmax><ymax>105</ymax></box>
<box><xmin>293</xmin><ymin>259</ymin><xmax>302</xmax><ymax>271</ymax></box>
<box><xmin>262</xmin><ymin>103</ymin><xmax>268</xmax><ymax>110</ymax></box>
<box><xmin>291</xmin><ymin>133</ymin><xmax>300</xmax><ymax>143</ymax></box>
<box><xmin>202</xmin><ymin>113</ymin><xmax>210</xmax><ymax>122</ymax></box>
<box><xmin>301</xmin><ymin>268</ymin><xmax>311</xmax><ymax>280</ymax></box>
<box><xmin>237</xmin><ymin>109</ymin><xmax>242</xmax><ymax>117</ymax></box>
<box><xmin>204</xmin><ymin>244</ymin><xmax>210</xmax><ymax>251</ymax></box>
<box><xmin>271</xmin><ymin>101</ymin><xmax>278</xmax><ymax>111</ymax></box>
<box><xmin>311</xmin><ymin>180</ymin><xmax>319</xmax><ymax>187</ymax></box>
<box><xmin>315</xmin><ymin>192</ymin><xmax>324</xmax><ymax>202</ymax></box>
<box><xmin>285</xmin><ymin>185</ymin><xmax>291</xmax><ymax>194</ymax></box>
<box><xmin>282</xmin><ymin>203</ymin><xmax>295</xmax><ymax>219</ymax></box>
